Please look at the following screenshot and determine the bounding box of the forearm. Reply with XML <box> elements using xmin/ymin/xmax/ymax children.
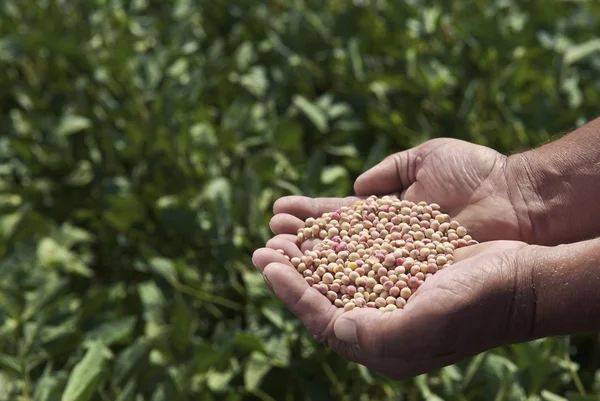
<box><xmin>526</xmin><ymin>238</ymin><xmax>600</xmax><ymax>339</ymax></box>
<box><xmin>508</xmin><ymin>116</ymin><xmax>600</xmax><ymax>245</ymax></box>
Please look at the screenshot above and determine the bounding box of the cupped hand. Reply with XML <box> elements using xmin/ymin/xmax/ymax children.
<box><xmin>270</xmin><ymin>138</ymin><xmax>533</xmax><ymax>244</ymax></box>
<box><xmin>252</xmin><ymin>229</ymin><xmax>536</xmax><ymax>380</ymax></box>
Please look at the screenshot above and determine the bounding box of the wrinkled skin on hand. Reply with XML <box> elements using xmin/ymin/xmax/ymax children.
<box><xmin>253</xmin><ymin>139</ymin><xmax>536</xmax><ymax>379</ymax></box>
<box><xmin>254</xmin><ymin>138</ymin><xmax>539</xmax><ymax>379</ymax></box>
<box><xmin>254</xmin><ymin>208</ymin><xmax>534</xmax><ymax>379</ymax></box>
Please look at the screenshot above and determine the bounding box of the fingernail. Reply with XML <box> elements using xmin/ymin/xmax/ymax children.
<box><xmin>334</xmin><ymin>318</ymin><xmax>357</xmax><ymax>344</ymax></box>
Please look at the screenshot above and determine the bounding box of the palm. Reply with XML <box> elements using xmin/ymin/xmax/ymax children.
<box><xmin>253</xmin><ymin>226</ymin><xmax>528</xmax><ymax>379</ymax></box>
<box><xmin>354</xmin><ymin>138</ymin><xmax>522</xmax><ymax>242</ymax></box>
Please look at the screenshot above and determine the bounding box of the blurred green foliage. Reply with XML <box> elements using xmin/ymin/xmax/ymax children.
<box><xmin>1</xmin><ymin>0</ymin><xmax>600</xmax><ymax>400</ymax></box>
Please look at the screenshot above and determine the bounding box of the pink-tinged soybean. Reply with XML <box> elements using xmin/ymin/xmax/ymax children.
<box><xmin>383</xmin><ymin>281</ymin><xmax>394</xmax><ymax>292</ymax></box>
<box><xmin>394</xmin><ymin>266</ymin><xmax>406</xmax><ymax>276</ymax></box>
<box><xmin>408</xmin><ymin>277</ymin><xmax>419</xmax><ymax>288</ymax></box>
<box><xmin>389</xmin><ymin>286</ymin><xmax>401</xmax><ymax>297</ymax></box>
<box><xmin>365</xmin><ymin>277</ymin><xmax>377</xmax><ymax>288</ymax></box>
<box><xmin>373</xmin><ymin>284</ymin><xmax>384</xmax><ymax>294</ymax></box>
<box><xmin>305</xmin><ymin>277</ymin><xmax>315</xmax><ymax>286</ymax></box>
<box><xmin>327</xmin><ymin>291</ymin><xmax>338</xmax><ymax>302</ymax></box>
<box><xmin>347</xmin><ymin>285</ymin><xmax>357</xmax><ymax>297</ymax></box>
<box><xmin>396</xmin><ymin>297</ymin><xmax>407</xmax><ymax>308</ymax></box>
<box><xmin>383</xmin><ymin>253</ymin><xmax>396</xmax><ymax>267</ymax></box>
<box><xmin>322</xmin><ymin>273</ymin><xmax>334</xmax><ymax>284</ymax></box>
<box><xmin>375</xmin><ymin>297</ymin><xmax>387</xmax><ymax>308</ymax></box>
<box><xmin>415</xmin><ymin>272</ymin><xmax>425</xmax><ymax>280</ymax></box>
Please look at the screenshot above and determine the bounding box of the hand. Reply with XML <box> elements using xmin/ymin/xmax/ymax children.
<box><xmin>253</xmin><ymin>199</ymin><xmax>538</xmax><ymax>380</ymax></box>
<box><xmin>300</xmin><ymin>138</ymin><xmax>532</xmax><ymax>243</ymax></box>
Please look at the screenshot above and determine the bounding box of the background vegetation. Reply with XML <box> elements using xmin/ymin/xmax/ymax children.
<box><xmin>1</xmin><ymin>0</ymin><xmax>600</xmax><ymax>400</ymax></box>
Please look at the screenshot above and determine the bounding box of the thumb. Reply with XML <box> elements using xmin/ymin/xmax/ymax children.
<box><xmin>333</xmin><ymin>308</ymin><xmax>401</xmax><ymax>355</ymax></box>
<box><xmin>354</xmin><ymin>149</ymin><xmax>418</xmax><ymax>196</ymax></box>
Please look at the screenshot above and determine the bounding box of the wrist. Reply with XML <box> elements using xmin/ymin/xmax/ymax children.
<box><xmin>506</xmin><ymin>117</ymin><xmax>600</xmax><ymax>246</ymax></box>
<box><xmin>504</xmin><ymin>153</ymin><xmax>545</xmax><ymax>244</ymax></box>
<box><xmin>506</xmin><ymin>149</ymin><xmax>589</xmax><ymax>246</ymax></box>
<box><xmin>521</xmin><ymin>240</ymin><xmax>600</xmax><ymax>339</ymax></box>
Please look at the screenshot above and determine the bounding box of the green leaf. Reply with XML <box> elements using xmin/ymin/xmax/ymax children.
<box><xmin>292</xmin><ymin>95</ymin><xmax>328</xmax><ymax>133</ymax></box>
<box><xmin>65</xmin><ymin>160</ymin><xmax>94</xmax><ymax>187</ymax></box>
<box><xmin>564</xmin><ymin>39</ymin><xmax>600</xmax><ymax>65</ymax></box>
<box><xmin>61</xmin><ymin>342</ymin><xmax>108</xmax><ymax>401</ymax></box>
<box><xmin>115</xmin><ymin>380</ymin><xmax>137</xmax><ymax>401</ymax></box>
<box><xmin>244</xmin><ymin>352</ymin><xmax>272</xmax><ymax>391</ymax></box>
<box><xmin>56</xmin><ymin>115</ymin><xmax>92</xmax><ymax>137</ymax></box>
<box><xmin>0</xmin><ymin>353</ymin><xmax>21</xmax><ymax>375</ymax></box>
<box><xmin>148</xmin><ymin>257</ymin><xmax>178</xmax><ymax>285</ymax></box>
<box><xmin>542</xmin><ymin>390</ymin><xmax>567</xmax><ymax>401</ymax></box>
<box><xmin>321</xmin><ymin>165</ymin><xmax>348</xmax><ymax>185</ymax></box>
<box><xmin>206</xmin><ymin>368</ymin><xmax>235</xmax><ymax>393</ymax></box>
<box><xmin>84</xmin><ymin>316</ymin><xmax>137</xmax><ymax>345</ymax></box>
<box><xmin>234</xmin><ymin>332</ymin><xmax>267</xmax><ymax>354</ymax></box>
<box><xmin>112</xmin><ymin>337</ymin><xmax>153</xmax><ymax>386</ymax></box>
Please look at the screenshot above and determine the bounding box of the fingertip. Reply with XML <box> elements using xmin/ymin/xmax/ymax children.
<box><xmin>252</xmin><ymin>248</ymin><xmax>291</xmax><ymax>271</ymax></box>
<box><xmin>265</xmin><ymin>235</ymin><xmax>303</xmax><ymax>258</ymax></box>
<box><xmin>269</xmin><ymin>213</ymin><xmax>304</xmax><ymax>235</ymax></box>
<box><xmin>354</xmin><ymin>156</ymin><xmax>402</xmax><ymax>196</ymax></box>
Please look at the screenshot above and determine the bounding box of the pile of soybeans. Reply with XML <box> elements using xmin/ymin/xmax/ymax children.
<box><xmin>287</xmin><ymin>195</ymin><xmax>478</xmax><ymax>312</ymax></box>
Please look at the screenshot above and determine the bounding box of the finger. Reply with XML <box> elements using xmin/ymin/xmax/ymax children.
<box><xmin>269</xmin><ymin>213</ymin><xmax>303</xmax><ymax>235</ymax></box>
<box><xmin>453</xmin><ymin>240</ymin><xmax>527</xmax><ymax>262</ymax></box>
<box><xmin>263</xmin><ymin>261</ymin><xmax>337</xmax><ymax>339</ymax></box>
<box><xmin>334</xmin><ymin>307</ymin><xmax>401</xmax><ymax>351</ymax></box>
<box><xmin>354</xmin><ymin>150</ymin><xmax>417</xmax><ymax>196</ymax></box>
<box><xmin>273</xmin><ymin>196</ymin><xmax>362</xmax><ymax>220</ymax></box>
<box><xmin>266</xmin><ymin>235</ymin><xmax>303</xmax><ymax>258</ymax></box>
<box><xmin>401</xmin><ymin>182</ymin><xmax>436</xmax><ymax>205</ymax></box>
<box><xmin>252</xmin><ymin>248</ymin><xmax>292</xmax><ymax>273</ymax></box>
<box><xmin>301</xmin><ymin>238</ymin><xmax>321</xmax><ymax>253</ymax></box>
